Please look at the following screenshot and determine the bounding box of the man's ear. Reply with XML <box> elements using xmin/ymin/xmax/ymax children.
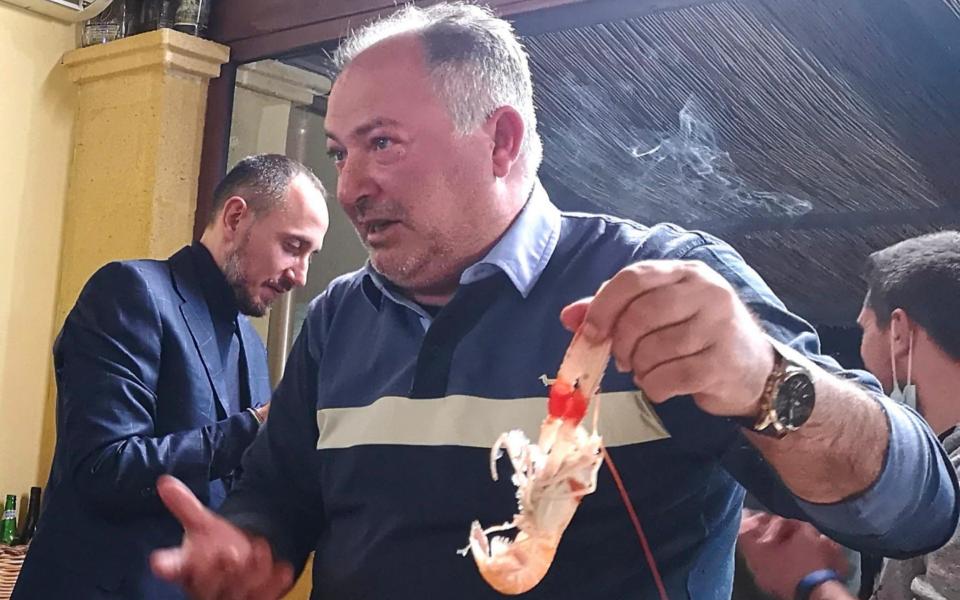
<box><xmin>220</xmin><ymin>196</ymin><xmax>249</xmax><ymax>239</ymax></box>
<box><xmin>487</xmin><ymin>106</ymin><xmax>525</xmax><ymax>179</ymax></box>
<box><xmin>889</xmin><ymin>308</ymin><xmax>915</xmax><ymax>358</ymax></box>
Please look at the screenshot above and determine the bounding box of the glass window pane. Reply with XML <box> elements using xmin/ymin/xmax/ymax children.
<box><xmin>228</xmin><ymin>59</ymin><xmax>366</xmax><ymax>376</ymax></box>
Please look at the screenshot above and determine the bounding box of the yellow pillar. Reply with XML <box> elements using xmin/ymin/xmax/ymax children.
<box><xmin>58</xmin><ymin>29</ymin><xmax>229</xmax><ymax>315</ymax></box>
<box><xmin>40</xmin><ymin>30</ymin><xmax>229</xmax><ymax>478</ymax></box>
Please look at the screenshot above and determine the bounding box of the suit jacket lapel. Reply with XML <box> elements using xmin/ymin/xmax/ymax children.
<box><xmin>169</xmin><ymin>247</ymin><xmax>230</xmax><ymax>420</ymax></box>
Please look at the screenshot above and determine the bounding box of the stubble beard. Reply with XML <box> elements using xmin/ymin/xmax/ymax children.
<box><xmin>224</xmin><ymin>234</ymin><xmax>268</xmax><ymax>317</ymax></box>
<box><xmin>368</xmin><ymin>235</ymin><xmax>457</xmax><ymax>294</ymax></box>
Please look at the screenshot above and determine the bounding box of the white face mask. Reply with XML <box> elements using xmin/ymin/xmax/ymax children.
<box><xmin>889</xmin><ymin>325</ymin><xmax>917</xmax><ymax>410</ymax></box>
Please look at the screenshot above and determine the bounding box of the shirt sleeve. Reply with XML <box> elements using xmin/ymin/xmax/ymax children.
<box><xmin>795</xmin><ymin>398</ymin><xmax>959</xmax><ymax>557</ymax></box>
<box><xmin>678</xmin><ymin>233</ymin><xmax>959</xmax><ymax>558</ymax></box>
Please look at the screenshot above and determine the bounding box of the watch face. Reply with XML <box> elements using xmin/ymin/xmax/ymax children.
<box><xmin>774</xmin><ymin>372</ymin><xmax>815</xmax><ymax>429</ymax></box>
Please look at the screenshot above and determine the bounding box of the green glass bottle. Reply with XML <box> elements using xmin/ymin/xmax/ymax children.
<box><xmin>1</xmin><ymin>494</ymin><xmax>17</xmax><ymax>545</ymax></box>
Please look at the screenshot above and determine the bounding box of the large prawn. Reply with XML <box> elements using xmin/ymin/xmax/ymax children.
<box><xmin>461</xmin><ymin>329</ymin><xmax>612</xmax><ymax>595</ymax></box>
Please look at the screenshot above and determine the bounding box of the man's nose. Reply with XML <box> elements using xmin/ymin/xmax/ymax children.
<box><xmin>285</xmin><ymin>261</ymin><xmax>308</xmax><ymax>289</ymax></box>
<box><xmin>337</xmin><ymin>154</ymin><xmax>377</xmax><ymax>210</ymax></box>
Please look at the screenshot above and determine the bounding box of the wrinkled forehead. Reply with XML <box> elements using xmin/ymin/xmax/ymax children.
<box><xmin>328</xmin><ymin>39</ymin><xmax>436</xmax><ymax>114</ymax></box>
<box><xmin>339</xmin><ymin>33</ymin><xmax>427</xmax><ymax>75</ymax></box>
<box><xmin>327</xmin><ymin>78</ymin><xmax>454</xmax><ymax>145</ymax></box>
<box><xmin>333</xmin><ymin>37</ymin><xmax>429</xmax><ymax>96</ymax></box>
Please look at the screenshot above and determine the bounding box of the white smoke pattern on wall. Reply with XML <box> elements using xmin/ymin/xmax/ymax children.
<box><xmin>629</xmin><ymin>96</ymin><xmax>812</xmax><ymax>218</ymax></box>
<box><xmin>540</xmin><ymin>92</ymin><xmax>813</xmax><ymax>223</ymax></box>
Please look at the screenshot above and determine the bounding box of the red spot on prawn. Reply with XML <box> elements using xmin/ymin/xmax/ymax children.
<box><xmin>548</xmin><ymin>380</ymin><xmax>588</xmax><ymax>423</ymax></box>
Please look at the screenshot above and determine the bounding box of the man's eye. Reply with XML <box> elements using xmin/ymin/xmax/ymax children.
<box><xmin>373</xmin><ymin>137</ymin><xmax>392</xmax><ymax>150</ymax></box>
<box><xmin>326</xmin><ymin>149</ymin><xmax>345</xmax><ymax>162</ymax></box>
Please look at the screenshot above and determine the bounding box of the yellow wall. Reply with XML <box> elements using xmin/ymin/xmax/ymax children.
<box><xmin>0</xmin><ymin>4</ymin><xmax>77</xmax><ymax>498</ymax></box>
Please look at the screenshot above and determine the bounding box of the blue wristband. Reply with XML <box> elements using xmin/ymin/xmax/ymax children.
<box><xmin>795</xmin><ymin>569</ymin><xmax>842</xmax><ymax>600</ymax></box>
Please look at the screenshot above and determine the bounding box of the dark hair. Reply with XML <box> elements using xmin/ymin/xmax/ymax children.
<box><xmin>207</xmin><ymin>154</ymin><xmax>324</xmax><ymax>226</ymax></box>
<box><xmin>863</xmin><ymin>230</ymin><xmax>960</xmax><ymax>360</ymax></box>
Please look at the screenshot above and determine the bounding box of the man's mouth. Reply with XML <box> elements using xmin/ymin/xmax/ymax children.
<box><xmin>362</xmin><ymin>219</ymin><xmax>401</xmax><ymax>241</ymax></box>
<box><xmin>264</xmin><ymin>281</ymin><xmax>289</xmax><ymax>296</ymax></box>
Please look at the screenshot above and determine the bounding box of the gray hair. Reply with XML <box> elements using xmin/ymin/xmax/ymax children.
<box><xmin>334</xmin><ymin>2</ymin><xmax>543</xmax><ymax>182</ymax></box>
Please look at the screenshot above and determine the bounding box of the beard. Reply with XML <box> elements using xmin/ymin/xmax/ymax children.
<box><xmin>366</xmin><ymin>231</ymin><xmax>447</xmax><ymax>281</ymax></box>
<box><xmin>353</xmin><ymin>199</ymin><xmax>477</xmax><ymax>296</ymax></box>
<box><xmin>367</xmin><ymin>235</ymin><xmax>470</xmax><ymax>301</ymax></box>
<box><xmin>223</xmin><ymin>233</ymin><xmax>268</xmax><ymax>317</ymax></box>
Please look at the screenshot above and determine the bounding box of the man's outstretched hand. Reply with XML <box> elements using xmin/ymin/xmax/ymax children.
<box><xmin>738</xmin><ymin>509</ymin><xmax>850</xmax><ymax>600</ymax></box>
<box><xmin>150</xmin><ymin>475</ymin><xmax>294</xmax><ymax>600</ymax></box>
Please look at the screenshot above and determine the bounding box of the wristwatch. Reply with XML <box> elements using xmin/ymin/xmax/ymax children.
<box><xmin>739</xmin><ymin>341</ymin><xmax>816</xmax><ymax>438</ymax></box>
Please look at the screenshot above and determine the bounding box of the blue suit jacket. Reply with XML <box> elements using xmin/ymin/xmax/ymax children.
<box><xmin>14</xmin><ymin>246</ymin><xmax>271</xmax><ymax>599</ymax></box>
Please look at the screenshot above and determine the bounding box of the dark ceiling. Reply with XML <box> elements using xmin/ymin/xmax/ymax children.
<box><xmin>283</xmin><ymin>0</ymin><xmax>960</xmax><ymax>326</ymax></box>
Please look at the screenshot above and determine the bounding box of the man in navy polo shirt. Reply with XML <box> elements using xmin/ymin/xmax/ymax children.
<box><xmin>150</xmin><ymin>4</ymin><xmax>958</xmax><ymax>599</ymax></box>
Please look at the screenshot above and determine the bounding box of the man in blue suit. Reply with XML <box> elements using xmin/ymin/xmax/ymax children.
<box><xmin>12</xmin><ymin>154</ymin><xmax>329</xmax><ymax>599</ymax></box>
